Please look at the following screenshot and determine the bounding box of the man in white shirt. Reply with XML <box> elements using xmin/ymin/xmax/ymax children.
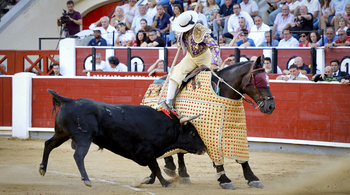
<box><xmin>131</xmin><ymin>5</ymin><xmax>153</xmax><ymax>34</ymax></box>
<box><xmin>89</xmin><ymin>16</ymin><xmax>117</xmax><ymax>46</ymax></box>
<box><xmin>191</xmin><ymin>3</ymin><xmax>209</xmax><ymax>28</ymax></box>
<box><xmin>107</xmin><ymin>56</ymin><xmax>128</xmax><ymax>72</ymax></box>
<box><xmin>240</xmin><ymin>0</ymin><xmax>259</xmax><ymax>18</ymax></box>
<box><xmin>278</xmin><ymin>28</ymin><xmax>299</xmax><ymax>47</ymax></box>
<box><xmin>272</xmin><ymin>5</ymin><xmax>294</xmax><ymax>40</ymax></box>
<box><xmin>227</xmin><ymin>4</ymin><xmax>254</xmax><ymax>36</ymax></box>
<box><xmin>83</xmin><ymin>53</ymin><xmax>108</xmax><ymax>76</ymax></box>
<box><xmin>248</xmin><ymin>15</ymin><xmax>270</xmax><ymax>47</ymax></box>
<box><xmin>276</xmin><ymin>64</ymin><xmax>309</xmax><ymax>81</ymax></box>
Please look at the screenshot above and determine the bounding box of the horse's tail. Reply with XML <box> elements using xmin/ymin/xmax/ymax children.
<box><xmin>47</xmin><ymin>89</ymin><xmax>72</xmax><ymax>118</ymax></box>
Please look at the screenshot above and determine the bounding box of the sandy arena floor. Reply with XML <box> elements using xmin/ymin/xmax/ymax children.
<box><xmin>0</xmin><ymin>136</ymin><xmax>349</xmax><ymax>195</ymax></box>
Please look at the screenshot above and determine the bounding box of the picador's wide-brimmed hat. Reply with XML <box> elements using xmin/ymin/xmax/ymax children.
<box><xmin>172</xmin><ymin>11</ymin><xmax>198</xmax><ymax>33</ymax></box>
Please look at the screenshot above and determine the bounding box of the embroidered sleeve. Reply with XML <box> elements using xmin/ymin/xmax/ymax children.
<box><xmin>202</xmin><ymin>33</ymin><xmax>220</xmax><ymax>65</ymax></box>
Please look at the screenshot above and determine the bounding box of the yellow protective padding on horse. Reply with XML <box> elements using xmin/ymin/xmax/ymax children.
<box><xmin>141</xmin><ymin>72</ymin><xmax>249</xmax><ymax>164</ymax></box>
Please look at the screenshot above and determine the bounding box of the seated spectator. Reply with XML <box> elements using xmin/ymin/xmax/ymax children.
<box><xmin>295</xmin><ymin>0</ymin><xmax>320</xmax><ymax>30</ymax></box>
<box><xmin>272</xmin><ymin>5</ymin><xmax>294</xmax><ymax>41</ymax></box>
<box><xmin>331</xmin><ymin>3</ymin><xmax>350</xmax><ymax>31</ymax></box>
<box><xmin>89</xmin><ymin>16</ymin><xmax>117</xmax><ymax>46</ymax></box>
<box><xmin>152</xmin><ymin>5</ymin><xmax>171</xmax><ymax>34</ymax></box>
<box><xmin>283</xmin><ymin>56</ymin><xmax>310</xmax><ymax>74</ymax></box>
<box><xmin>324</xmin><ymin>29</ymin><xmax>350</xmax><ymax>50</ymax></box>
<box><xmin>335</xmin><ymin>16</ymin><xmax>349</xmax><ymax>35</ymax></box>
<box><xmin>330</xmin><ymin>59</ymin><xmax>348</xmax><ymax>77</ymax></box>
<box><xmin>226</xmin><ymin>3</ymin><xmax>254</xmax><ymax>39</ymax></box>
<box><xmin>0</xmin><ymin>64</ymin><xmax>6</xmax><ymax>75</ymax></box>
<box><xmin>115</xmin><ymin>22</ymin><xmax>135</xmax><ymax>47</ymax></box>
<box><xmin>318</xmin><ymin>0</ymin><xmax>335</xmax><ymax>32</ymax></box>
<box><xmin>107</xmin><ymin>56</ymin><xmax>128</xmax><ymax>72</ymax></box>
<box><xmin>229</xmin><ymin>29</ymin><xmax>256</xmax><ymax>47</ymax></box>
<box><xmin>131</xmin><ymin>5</ymin><xmax>153</xmax><ymax>34</ymax></box>
<box><xmin>224</xmin><ymin>17</ymin><xmax>250</xmax><ymax>39</ymax></box>
<box><xmin>147</xmin><ymin>59</ymin><xmax>170</xmax><ymax>76</ymax></box>
<box><xmin>298</xmin><ymin>32</ymin><xmax>309</xmax><ymax>47</ymax></box>
<box><xmin>88</xmin><ymin>29</ymin><xmax>107</xmax><ymax>46</ymax></box>
<box><xmin>311</xmin><ymin>66</ymin><xmax>339</xmax><ymax>82</ymax></box>
<box><xmin>191</xmin><ymin>3</ymin><xmax>209</xmax><ymax>28</ymax></box>
<box><xmin>167</xmin><ymin>0</ymin><xmax>184</xmax><ymax>17</ymax></box>
<box><xmin>168</xmin><ymin>5</ymin><xmax>182</xmax><ymax>45</ymax></box>
<box><xmin>203</xmin><ymin>0</ymin><xmax>220</xmax><ymax>31</ymax></box>
<box><xmin>264</xmin><ymin>57</ymin><xmax>282</xmax><ymax>74</ymax></box>
<box><xmin>276</xmin><ymin>64</ymin><xmax>309</xmax><ymax>81</ymax></box>
<box><xmin>287</xmin><ymin>5</ymin><xmax>313</xmax><ymax>38</ymax></box>
<box><xmin>110</xmin><ymin>6</ymin><xmax>131</xmax><ymax>30</ymax></box>
<box><xmin>308</xmin><ymin>31</ymin><xmax>320</xmax><ymax>47</ymax></box>
<box><xmin>83</xmin><ymin>53</ymin><xmax>108</xmax><ymax>76</ymax></box>
<box><xmin>141</xmin><ymin>29</ymin><xmax>165</xmax><ymax>47</ymax></box>
<box><xmin>340</xmin><ymin>75</ymin><xmax>350</xmax><ymax>85</ymax></box>
<box><xmin>213</xmin><ymin>0</ymin><xmax>235</xmax><ymax>39</ymax></box>
<box><xmin>121</xmin><ymin>0</ymin><xmax>139</xmax><ymax>24</ymax></box>
<box><xmin>184</xmin><ymin>0</ymin><xmax>203</xmax><ymax>13</ymax></box>
<box><xmin>259</xmin><ymin>31</ymin><xmax>279</xmax><ymax>47</ymax></box>
<box><xmin>312</xmin><ymin>27</ymin><xmax>338</xmax><ymax>48</ymax></box>
<box><xmin>139</xmin><ymin>18</ymin><xmax>156</xmax><ymax>32</ymax></box>
<box><xmin>50</xmin><ymin>64</ymin><xmax>62</xmax><ymax>76</ymax></box>
<box><xmin>248</xmin><ymin>15</ymin><xmax>270</xmax><ymax>47</ymax></box>
<box><xmin>219</xmin><ymin>34</ymin><xmax>228</xmax><ymax>46</ymax></box>
<box><xmin>240</xmin><ymin>0</ymin><xmax>259</xmax><ymax>18</ymax></box>
<box><xmin>133</xmin><ymin>30</ymin><xmax>147</xmax><ymax>46</ymax></box>
<box><xmin>220</xmin><ymin>54</ymin><xmax>235</xmax><ymax>69</ymax></box>
<box><xmin>278</xmin><ymin>28</ymin><xmax>299</xmax><ymax>47</ymax></box>
<box><xmin>146</xmin><ymin>0</ymin><xmax>157</xmax><ymax>20</ymax></box>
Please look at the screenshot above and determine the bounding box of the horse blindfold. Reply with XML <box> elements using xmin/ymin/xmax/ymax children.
<box><xmin>245</xmin><ymin>72</ymin><xmax>270</xmax><ymax>88</ymax></box>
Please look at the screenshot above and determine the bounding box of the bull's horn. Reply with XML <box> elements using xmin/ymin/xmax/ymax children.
<box><xmin>180</xmin><ymin>114</ymin><xmax>202</xmax><ymax>125</ymax></box>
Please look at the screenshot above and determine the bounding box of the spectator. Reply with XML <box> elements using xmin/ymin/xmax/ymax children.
<box><xmin>88</xmin><ymin>29</ymin><xmax>107</xmax><ymax>46</ymax></box>
<box><xmin>259</xmin><ymin>31</ymin><xmax>279</xmax><ymax>47</ymax></box>
<box><xmin>226</xmin><ymin>4</ymin><xmax>254</xmax><ymax>39</ymax></box>
<box><xmin>203</xmin><ymin>0</ymin><xmax>220</xmax><ymax>31</ymax></box>
<box><xmin>107</xmin><ymin>56</ymin><xmax>128</xmax><ymax>72</ymax></box>
<box><xmin>190</xmin><ymin>3</ymin><xmax>208</xmax><ymax>28</ymax></box>
<box><xmin>330</xmin><ymin>59</ymin><xmax>348</xmax><ymax>77</ymax></box>
<box><xmin>240</xmin><ymin>0</ymin><xmax>259</xmax><ymax>18</ymax></box>
<box><xmin>283</xmin><ymin>56</ymin><xmax>310</xmax><ymax>74</ymax></box>
<box><xmin>184</xmin><ymin>0</ymin><xmax>203</xmax><ymax>13</ymax></box>
<box><xmin>133</xmin><ymin>30</ymin><xmax>148</xmax><ymax>47</ymax></box>
<box><xmin>115</xmin><ymin>22</ymin><xmax>135</xmax><ymax>47</ymax></box>
<box><xmin>220</xmin><ymin>54</ymin><xmax>235</xmax><ymax>69</ymax></box>
<box><xmin>139</xmin><ymin>18</ymin><xmax>156</xmax><ymax>32</ymax></box>
<box><xmin>219</xmin><ymin>34</ymin><xmax>228</xmax><ymax>46</ymax></box>
<box><xmin>295</xmin><ymin>0</ymin><xmax>320</xmax><ymax>30</ymax></box>
<box><xmin>224</xmin><ymin>17</ymin><xmax>250</xmax><ymax>39</ymax></box>
<box><xmin>272</xmin><ymin>5</ymin><xmax>294</xmax><ymax>41</ymax></box>
<box><xmin>168</xmin><ymin>5</ymin><xmax>182</xmax><ymax>45</ymax></box>
<box><xmin>248</xmin><ymin>15</ymin><xmax>270</xmax><ymax>47</ymax></box>
<box><xmin>141</xmin><ymin>29</ymin><xmax>165</xmax><ymax>47</ymax></box>
<box><xmin>312</xmin><ymin>26</ymin><xmax>338</xmax><ymax>48</ymax></box>
<box><xmin>278</xmin><ymin>28</ymin><xmax>299</xmax><ymax>47</ymax></box>
<box><xmin>110</xmin><ymin>6</ymin><xmax>131</xmax><ymax>30</ymax></box>
<box><xmin>131</xmin><ymin>5</ymin><xmax>152</xmax><ymax>34</ymax></box>
<box><xmin>264</xmin><ymin>57</ymin><xmax>282</xmax><ymax>74</ymax></box>
<box><xmin>57</xmin><ymin>1</ymin><xmax>82</xmax><ymax>37</ymax></box>
<box><xmin>89</xmin><ymin>16</ymin><xmax>117</xmax><ymax>46</ymax></box>
<box><xmin>268</xmin><ymin>0</ymin><xmax>287</xmax><ymax>25</ymax></box>
<box><xmin>146</xmin><ymin>0</ymin><xmax>157</xmax><ymax>20</ymax></box>
<box><xmin>229</xmin><ymin>29</ymin><xmax>256</xmax><ymax>47</ymax></box>
<box><xmin>0</xmin><ymin>64</ymin><xmax>6</xmax><ymax>75</ymax></box>
<box><xmin>340</xmin><ymin>76</ymin><xmax>350</xmax><ymax>85</ymax></box>
<box><xmin>83</xmin><ymin>53</ymin><xmax>108</xmax><ymax>76</ymax></box>
<box><xmin>335</xmin><ymin>17</ymin><xmax>349</xmax><ymax>35</ymax></box>
<box><xmin>311</xmin><ymin>66</ymin><xmax>339</xmax><ymax>82</ymax></box>
<box><xmin>324</xmin><ymin>29</ymin><xmax>350</xmax><ymax>50</ymax></box>
<box><xmin>298</xmin><ymin>32</ymin><xmax>309</xmax><ymax>47</ymax></box>
<box><xmin>147</xmin><ymin>59</ymin><xmax>170</xmax><ymax>76</ymax></box>
<box><xmin>287</xmin><ymin>0</ymin><xmax>301</xmax><ymax>14</ymax></box>
<box><xmin>331</xmin><ymin>2</ymin><xmax>350</xmax><ymax>31</ymax></box>
<box><xmin>152</xmin><ymin>5</ymin><xmax>171</xmax><ymax>34</ymax></box>
<box><xmin>287</xmin><ymin>5</ymin><xmax>313</xmax><ymax>38</ymax></box>
<box><xmin>318</xmin><ymin>0</ymin><xmax>335</xmax><ymax>32</ymax></box>
<box><xmin>50</xmin><ymin>64</ymin><xmax>62</xmax><ymax>76</ymax></box>
<box><xmin>276</xmin><ymin>64</ymin><xmax>309</xmax><ymax>81</ymax></box>
<box><xmin>121</xmin><ymin>0</ymin><xmax>139</xmax><ymax>24</ymax></box>
<box><xmin>167</xmin><ymin>0</ymin><xmax>184</xmax><ymax>17</ymax></box>
<box><xmin>213</xmin><ymin>0</ymin><xmax>235</xmax><ymax>39</ymax></box>
<box><xmin>308</xmin><ymin>31</ymin><xmax>320</xmax><ymax>47</ymax></box>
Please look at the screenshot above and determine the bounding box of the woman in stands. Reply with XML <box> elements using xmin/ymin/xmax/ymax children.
<box><xmin>110</xmin><ymin>6</ymin><xmax>131</xmax><ymax>30</ymax></box>
<box><xmin>169</xmin><ymin>5</ymin><xmax>183</xmax><ymax>45</ymax></box>
<box><xmin>133</xmin><ymin>30</ymin><xmax>148</xmax><ymax>46</ymax></box>
<box><xmin>308</xmin><ymin>31</ymin><xmax>321</xmax><ymax>47</ymax></box>
<box><xmin>336</xmin><ymin>17</ymin><xmax>349</xmax><ymax>35</ymax></box>
<box><xmin>121</xmin><ymin>0</ymin><xmax>139</xmax><ymax>24</ymax></box>
<box><xmin>203</xmin><ymin>0</ymin><xmax>219</xmax><ymax>31</ymax></box>
<box><xmin>298</xmin><ymin>32</ymin><xmax>309</xmax><ymax>47</ymax></box>
<box><xmin>115</xmin><ymin>22</ymin><xmax>135</xmax><ymax>47</ymax></box>
<box><xmin>184</xmin><ymin>0</ymin><xmax>203</xmax><ymax>13</ymax></box>
<box><xmin>318</xmin><ymin>0</ymin><xmax>335</xmax><ymax>32</ymax></box>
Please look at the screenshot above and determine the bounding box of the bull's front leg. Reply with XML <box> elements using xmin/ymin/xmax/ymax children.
<box><xmin>148</xmin><ymin>159</ymin><xmax>172</xmax><ymax>187</ymax></box>
<box><xmin>177</xmin><ymin>153</ymin><xmax>191</xmax><ymax>183</ymax></box>
<box><xmin>241</xmin><ymin>161</ymin><xmax>264</xmax><ymax>188</ymax></box>
<box><xmin>73</xmin><ymin>140</ymin><xmax>93</xmax><ymax>187</ymax></box>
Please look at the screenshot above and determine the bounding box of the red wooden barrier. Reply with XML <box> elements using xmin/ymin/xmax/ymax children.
<box><xmin>0</xmin><ymin>77</ymin><xmax>12</xmax><ymax>126</ymax></box>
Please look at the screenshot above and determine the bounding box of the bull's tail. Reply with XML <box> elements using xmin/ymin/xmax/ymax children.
<box><xmin>47</xmin><ymin>89</ymin><xmax>73</xmax><ymax>118</ymax></box>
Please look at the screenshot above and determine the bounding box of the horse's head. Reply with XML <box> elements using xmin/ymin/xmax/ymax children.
<box><xmin>241</xmin><ymin>56</ymin><xmax>275</xmax><ymax>114</ymax></box>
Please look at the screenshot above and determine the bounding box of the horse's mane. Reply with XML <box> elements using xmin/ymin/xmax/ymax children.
<box><xmin>219</xmin><ymin>61</ymin><xmax>253</xmax><ymax>72</ymax></box>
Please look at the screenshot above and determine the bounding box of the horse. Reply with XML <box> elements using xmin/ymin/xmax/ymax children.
<box><xmin>142</xmin><ymin>56</ymin><xmax>275</xmax><ymax>189</ymax></box>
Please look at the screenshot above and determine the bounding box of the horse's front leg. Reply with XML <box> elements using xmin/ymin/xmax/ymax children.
<box><xmin>241</xmin><ymin>161</ymin><xmax>264</xmax><ymax>188</ymax></box>
<box><xmin>213</xmin><ymin>163</ymin><xmax>235</xmax><ymax>189</ymax></box>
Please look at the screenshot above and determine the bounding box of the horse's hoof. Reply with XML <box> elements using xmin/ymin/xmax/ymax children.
<box><xmin>39</xmin><ymin>165</ymin><xmax>46</xmax><ymax>176</ymax></box>
<box><xmin>181</xmin><ymin>177</ymin><xmax>191</xmax><ymax>184</ymax></box>
<box><xmin>220</xmin><ymin>182</ymin><xmax>236</xmax><ymax>190</ymax></box>
<box><xmin>84</xmin><ymin>180</ymin><xmax>92</xmax><ymax>187</ymax></box>
<box><xmin>164</xmin><ymin>167</ymin><xmax>177</xmax><ymax>177</ymax></box>
<box><xmin>162</xmin><ymin>182</ymin><xmax>172</xmax><ymax>187</ymax></box>
<box><xmin>141</xmin><ymin>176</ymin><xmax>153</xmax><ymax>184</ymax></box>
<box><xmin>248</xmin><ymin>181</ymin><xmax>264</xmax><ymax>188</ymax></box>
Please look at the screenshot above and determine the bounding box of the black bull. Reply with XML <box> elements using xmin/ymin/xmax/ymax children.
<box><xmin>39</xmin><ymin>89</ymin><xmax>206</xmax><ymax>187</ymax></box>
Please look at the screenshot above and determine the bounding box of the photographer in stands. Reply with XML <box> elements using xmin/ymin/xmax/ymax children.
<box><xmin>57</xmin><ymin>1</ymin><xmax>82</xmax><ymax>37</ymax></box>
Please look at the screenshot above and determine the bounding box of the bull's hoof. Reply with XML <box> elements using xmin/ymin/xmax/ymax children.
<box><xmin>84</xmin><ymin>180</ymin><xmax>92</xmax><ymax>187</ymax></box>
<box><xmin>164</xmin><ymin>167</ymin><xmax>177</xmax><ymax>177</ymax></box>
<box><xmin>220</xmin><ymin>182</ymin><xmax>236</xmax><ymax>190</ymax></box>
<box><xmin>141</xmin><ymin>176</ymin><xmax>154</xmax><ymax>184</ymax></box>
<box><xmin>39</xmin><ymin>165</ymin><xmax>46</xmax><ymax>176</ymax></box>
<box><xmin>248</xmin><ymin>181</ymin><xmax>264</xmax><ymax>188</ymax></box>
<box><xmin>181</xmin><ymin>177</ymin><xmax>191</xmax><ymax>184</ymax></box>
